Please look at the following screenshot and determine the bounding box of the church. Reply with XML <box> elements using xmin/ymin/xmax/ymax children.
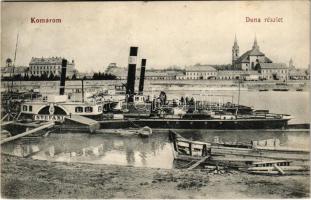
<box><xmin>232</xmin><ymin>36</ymin><xmax>273</xmax><ymax>71</ymax></box>
<box><xmin>231</xmin><ymin>36</ymin><xmax>289</xmax><ymax>81</ymax></box>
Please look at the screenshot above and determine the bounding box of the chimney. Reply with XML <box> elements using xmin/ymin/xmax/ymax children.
<box><xmin>59</xmin><ymin>59</ymin><xmax>67</xmax><ymax>95</ymax></box>
<box><xmin>138</xmin><ymin>59</ymin><xmax>147</xmax><ymax>95</ymax></box>
<box><xmin>126</xmin><ymin>46</ymin><xmax>138</xmax><ymax>102</ymax></box>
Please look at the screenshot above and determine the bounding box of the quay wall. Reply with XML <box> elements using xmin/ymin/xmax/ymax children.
<box><xmin>1</xmin><ymin>79</ymin><xmax>309</xmax><ymax>94</ymax></box>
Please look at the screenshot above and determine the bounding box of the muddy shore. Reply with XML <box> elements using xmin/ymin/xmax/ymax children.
<box><xmin>1</xmin><ymin>154</ymin><xmax>309</xmax><ymax>199</ymax></box>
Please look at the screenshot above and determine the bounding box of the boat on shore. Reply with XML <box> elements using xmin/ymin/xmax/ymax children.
<box><xmin>169</xmin><ymin>130</ymin><xmax>309</xmax><ymax>174</ymax></box>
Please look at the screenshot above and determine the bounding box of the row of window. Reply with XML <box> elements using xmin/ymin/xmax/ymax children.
<box><xmin>75</xmin><ymin>106</ymin><xmax>102</xmax><ymax>113</ymax></box>
<box><xmin>31</xmin><ymin>65</ymin><xmax>61</xmax><ymax>70</ymax></box>
<box><xmin>22</xmin><ymin>105</ymin><xmax>33</xmax><ymax>112</ymax></box>
<box><xmin>262</xmin><ymin>70</ymin><xmax>287</xmax><ymax>73</ymax></box>
<box><xmin>176</xmin><ymin>76</ymin><xmax>239</xmax><ymax>80</ymax></box>
<box><xmin>22</xmin><ymin>105</ymin><xmax>102</xmax><ymax>114</ymax></box>
<box><xmin>262</xmin><ymin>76</ymin><xmax>287</xmax><ymax>79</ymax></box>
<box><xmin>31</xmin><ymin>71</ymin><xmax>60</xmax><ymax>75</ymax></box>
<box><xmin>187</xmin><ymin>72</ymin><xmax>216</xmax><ymax>76</ymax></box>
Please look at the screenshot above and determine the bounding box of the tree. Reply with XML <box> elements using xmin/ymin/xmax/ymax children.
<box><xmin>49</xmin><ymin>72</ymin><xmax>55</xmax><ymax>80</ymax></box>
<box><xmin>38</xmin><ymin>72</ymin><xmax>47</xmax><ymax>81</ymax></box>
<box><xmin>53</xmin><ymin>75</ymin><xmax>60</xmax><ymax>81</ymax></box>
<box><xmin>72</xmin><ymin>73</ymin><xmax>77</xmax><ymax>80</ymax></box>
<box><xmin>30</xmin><ymin>75</ymin><xmax>35</xmax><ymax>81</ymax></box>
<box><xmin>6</xmin><ymin>58</ymin><xmax>12</xmax><ymax>67</ymax></box>
<box><xmin>23</xmin><ymin>73</ymin><xmax>29</xmax><ymax>81</ymax></box>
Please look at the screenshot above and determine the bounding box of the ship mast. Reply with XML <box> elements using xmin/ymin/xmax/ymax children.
<box><xmin>10</xmin><ymin>33</ymin><xmax>19</xmax><ymax>93</ymax></box>
<box><xmin>236</xmin><ymin>78</ymin><xmax>242</xmax><ymax>117</ymax></box>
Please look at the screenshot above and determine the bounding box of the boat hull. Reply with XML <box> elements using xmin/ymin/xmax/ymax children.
<box><xmin>99</xmin><ymin>118</ymin><xmax>289</xmax><ymax>129</ymax></box>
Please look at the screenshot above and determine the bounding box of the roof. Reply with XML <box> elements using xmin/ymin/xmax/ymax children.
<box><xmin>248</xmin><ymin>48</ymin><xmax>265</xmax><ymax>56</ymax></box>
<box><xmin>236</xmin><ymin>50</ymin><xmax>251</xmax><ymax>63</ymax></box>
<box><xmin>260</xmin><ymin>63</ymin><xmax>288</xmax><ymax>69</ymax></box>
<box><xmin>30</xmin><ymin>57</ymin><xmax>74</xmax><ymax>65</ymax></box>
<box><xmin>187</xmin><ymin>65</ymin><xmax>217</xmax><ymax>72</ymax></box>
<box><xmin>235</xmin><ymin>48</ymin><xmax>272</xmax><ymax>63</ymax></box>
<box><xmin>218</xmin><ymin>70</ymin><xmax>260</xmax><ymax>75</ymax></box>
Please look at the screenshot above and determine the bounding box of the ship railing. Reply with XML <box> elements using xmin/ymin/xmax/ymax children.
<box><xmin>251</xmin><ymin>113</ymin><xmax>284</xmax><ymax>119</ymax></box>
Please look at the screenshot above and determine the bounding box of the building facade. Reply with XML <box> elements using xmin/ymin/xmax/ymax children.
<box><xmin>260</xmin><ymin>63</ymin><xmax>288</xmax><ymax>80</ymax></box>
<box><xmin>29</xmin><ymin>57</ymin><xmax>76</xmax><ymax>78</ymax></box>
<box><xmin>217</xmin><ymin>70</ymin><xmax>261</xmax><ymax>80</ymax></box>
<box><xmin>181</xmin><ymin>64</ymin><xmax>217</xmax><ymax>80</ymax></box>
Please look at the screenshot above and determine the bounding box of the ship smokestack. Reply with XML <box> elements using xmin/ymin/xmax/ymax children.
<box><xmin>59</xmin><ymin>59</ymin><xmax>67</xmax><ymax>95</ymax></box>
<box><xmin>126</xmin><ymin>46</ymin><xmax>138</xmax><ymax>102</ymax></box>
<box><xmin>138</xmin><ymin>59</ymin><xmax>147</xmax><ymax>95</ymax></box>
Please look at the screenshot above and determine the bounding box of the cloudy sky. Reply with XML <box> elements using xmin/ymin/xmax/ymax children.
<box><xmin>1</xmin><ymin>1</ymin><xmax>310</xmax><ymax>72</ymax></box>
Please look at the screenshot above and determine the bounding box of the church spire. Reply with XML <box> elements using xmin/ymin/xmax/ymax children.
<box><xmin>252</xmin><ymin>35</ymin><xmax>259</xmax><ymax>50</ymax></box>
<box><xmin>234</xmin><ymin>34</ymin><xmax>238</xmax><ymax>45</ymax></box>
<box><xmin>233</xmin><ymin>34</ymin><xmax>239</xmax><ymax>48</ymax></box>
<box><xmin>232</xmin><ymin>34</ymin><xmax>239</xmax><ymax>67</ymax></box>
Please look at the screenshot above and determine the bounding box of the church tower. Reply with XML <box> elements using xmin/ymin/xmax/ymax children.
<box><xmin>232</xmin><ymin>35</ymin><xmax>239</xmax><ymax>68</ymax></box>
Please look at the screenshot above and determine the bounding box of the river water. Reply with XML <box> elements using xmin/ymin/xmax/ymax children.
<box><xmin>1</xmin><ymin>129</ymin><xmax>309</xmax><ymax>169</ymax></box>
<box><xmin>1</xmin><ymin>82</ymin><xmax>310</xmax><ymax>169</ymax></box>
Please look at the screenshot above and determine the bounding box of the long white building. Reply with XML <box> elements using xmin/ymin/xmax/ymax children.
<box><xmin>29</xmin><ymin>57</ymin><xmax>76</xmax><ymax>77</ymax></box>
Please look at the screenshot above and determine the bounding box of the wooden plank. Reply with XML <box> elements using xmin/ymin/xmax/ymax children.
<box><xmin>0</xmin><ymin>122</ymin><xmax>54</xmax><ymax>144</ymax></box>
<box><xmin>211</xmin><ymin>147</ymin><xmax>309</xmax><ymax>161</ymax></box>
<box><xmin>189</xmin><ymin>143</ymin><xmax>192</xmax><ymax>156</ymax></box>
<box><xmin>1</xmin><ymin>114</ymin><xmax>8</xmax><ymax>121</ymax></box>
<box><xmin>273</xmin><ymin>164</ymin><xmax>285</xmax><ymax>175</ymax></box>
<box><xmin>253</xmin><ymin>160</ymin><xmax>290</xmax><ymax>165</ymax></box>
<box><xmin>187</xmin><ymin>156</ymin><xmax>209</xmax><ymax>170</ymax></box>
<box><xmin>65</xmin><ymin>115</ymin><xmax>98</xmax><ymax>126</ymax></box>
<box><xmin>1</xmin><ymin>121</ymin><xmax>14</xmax><ymax>126</ymax></box>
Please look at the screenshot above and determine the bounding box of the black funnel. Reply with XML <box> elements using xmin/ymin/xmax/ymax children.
<box><xmin>59</xmin><ymin>59</ymin><xmax>67</xmax><ymax>95</ymax></box>
<box><xmin>138</xmin><ymin>59</ymin><xmax>147</xmax><ymax>94</ymax></box>
<box><xmin>126</xmin><ymin>47</ymin><xmax>138</xmax><ymax>102</ymax></box>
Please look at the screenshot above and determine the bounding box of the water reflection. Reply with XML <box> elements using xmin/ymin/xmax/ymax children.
<box><xmin>1</xmin><ymin>132</ymin><xmax>174</xmax><ymax>169</ymax></box>
<box><xmin>1</xmin><ymin>130</ymin><xmax>309</xmax><ymax>169</ymax></box>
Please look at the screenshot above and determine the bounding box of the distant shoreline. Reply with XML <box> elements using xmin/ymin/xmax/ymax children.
<box><xmin>1</xmin><ymin>79</ymin><xmax>309</xmax><ymax>92</ymax></box>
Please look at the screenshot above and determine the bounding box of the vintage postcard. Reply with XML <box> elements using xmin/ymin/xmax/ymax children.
<box><xmin>1</xmin><ymin>1</ymin><xmax>310</xmax><ymax>199</ymax></box>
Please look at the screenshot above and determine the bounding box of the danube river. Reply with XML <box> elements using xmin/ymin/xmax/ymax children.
<box><xmin>1</xmin><ymin>80</ymin><xmax>309</xmax><ymax>169</ymax></box>
<box><xmin>1</xmin><ymin>129</ymin><xmax>309</xmax><ymax>169</ymax></box>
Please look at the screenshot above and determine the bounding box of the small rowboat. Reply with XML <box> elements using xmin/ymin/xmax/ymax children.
<box><xmin>95</xmin><ymin>126</ymin><xmax>152</xmax><ymax>137</ymax></box>
<box><xmin>259</xmin><ymin>89</ymin><xmax>269</xmax><ymax>92</ymax></box>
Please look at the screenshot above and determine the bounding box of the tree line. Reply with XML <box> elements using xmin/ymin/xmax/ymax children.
<box><xmin>1</xmin><ymin>72</ymin><xmax>117</xmax><ymax>81</ymax></box>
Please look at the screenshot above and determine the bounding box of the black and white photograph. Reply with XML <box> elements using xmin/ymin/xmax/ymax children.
<box><xmin>1</xmin><ymin>1</ymin><xmax>310</xmax><ymax>199</ymax></box>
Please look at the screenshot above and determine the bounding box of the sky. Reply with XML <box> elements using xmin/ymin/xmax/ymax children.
<box><xmin>1</xmin><ymin>1</ymin><xmax>310</xmax><ymax>72</ymax></box>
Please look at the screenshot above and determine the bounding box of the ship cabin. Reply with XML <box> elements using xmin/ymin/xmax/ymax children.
<box><xmin>20</xmin><ymin>94</ymin><xmax>103</xmax><ymax>121</ymax></box>
<box><xmin>133</xmin><ymin>95</ymin><xmax>146</xmax><ymax>104</ymax></box>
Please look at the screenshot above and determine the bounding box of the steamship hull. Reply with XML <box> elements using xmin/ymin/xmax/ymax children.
<box><xmin>99</xmin><ymin>118</ymin><xmax>289</xmax><ymax>129</ymax></box>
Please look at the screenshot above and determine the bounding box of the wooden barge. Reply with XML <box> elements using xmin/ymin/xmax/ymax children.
<box><xmin>169</xmin><ymin>131</ymin><xmax>310</xmax><ymax>174</ymax></box>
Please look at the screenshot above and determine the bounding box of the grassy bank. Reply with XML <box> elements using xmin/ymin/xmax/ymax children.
<box><xmin>1</xmin><ymin>154</ymin><xmax>309</xmax><ymax>199</ymax></box>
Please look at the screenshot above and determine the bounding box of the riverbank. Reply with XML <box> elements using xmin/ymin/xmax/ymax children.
<box><xmin>1</xmin><ymin>154</ymin><xmax>309</xmax><ymax>198</ymax></box>
<box><xmin>1</xmin><ymin>79</ymin><xmax>309</xmax><ymax>94</ymax></box>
